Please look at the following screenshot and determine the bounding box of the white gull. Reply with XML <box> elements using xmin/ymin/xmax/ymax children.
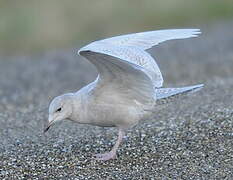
<box><xmin>45</xmin><ymin>29</ymin><xmax>203</xmax><ymax>160</ymax></box>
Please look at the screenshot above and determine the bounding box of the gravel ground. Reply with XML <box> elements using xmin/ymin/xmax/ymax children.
<box><xmin>0</xmin><ymin>21</ymin><xmax>233</xmax><ymax>179</ymax></box>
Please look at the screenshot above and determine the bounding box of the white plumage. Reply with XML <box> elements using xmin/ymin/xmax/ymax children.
<box><xmin>79</xmin><ymin>29</ymin><xmax>201</xmax><ymax>88</ymax></box>
<box><xmin>99</xmin><ymin>29</ymin><xmax>201</xmax><ymax>50</ymax></box>
<box><xmin>46</xmin><ymin>29</ymin><xmax>203</xmax><ymax>161</ymax></box>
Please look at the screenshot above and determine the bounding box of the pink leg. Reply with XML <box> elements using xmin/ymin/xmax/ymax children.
<box><xmin>94</xmin><ymin>128</ymin><xmax>125</xmax><ymax>161</ymax></box>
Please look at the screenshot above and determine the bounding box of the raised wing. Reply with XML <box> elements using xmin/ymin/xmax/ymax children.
<box><xmin>79</xmin><ymin>29</ymin><xmax>201</xmax><ymax>88</ymax></box>
<box><xmin>79</xmin><ymin>50</ymin><xmax>156</xmax><ymax>105</ymax></box>
<box><xmin>99</xmin><ymin>29</ymin><xmax>201</xmax><ymax>50</ymax></box>
<box><xmin>79</xmin><ymin>43</ymin><xmax>163</xmax><ymax>87</ymax></box>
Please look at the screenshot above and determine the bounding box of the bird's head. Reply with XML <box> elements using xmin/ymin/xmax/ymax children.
<box><xmin>44</xmin><ymin>93</ymin><xmax>74</xmax><ymax>133</ymax></box>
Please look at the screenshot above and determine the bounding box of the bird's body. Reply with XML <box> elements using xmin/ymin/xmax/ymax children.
<box><xmin>46</xmin><ymin>29</ymin><xmax>203</xmax><ymax>160</ymax></box>
<box><xmin>70</xmin><ymin>78</ymin><xmax>147</xmax><ymax>128</ymax></box>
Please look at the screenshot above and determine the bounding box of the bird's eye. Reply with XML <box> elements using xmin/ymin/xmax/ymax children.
<box><xmin>56</xmin><ymin>108</ymin><xmax>62</xmax><ymax>112</ymax></box>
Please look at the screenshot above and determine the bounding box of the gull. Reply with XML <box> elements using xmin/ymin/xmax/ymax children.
<box><xmin>44</xmin><ymin>29</ymin><xmax>203</xmax><ymax>161</ymax></box>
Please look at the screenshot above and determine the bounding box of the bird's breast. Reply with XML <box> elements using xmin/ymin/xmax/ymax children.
<box><xmin>82</xmin><ymin>102</ymin><xmax>143</xmax><ymax>128</ymax></box>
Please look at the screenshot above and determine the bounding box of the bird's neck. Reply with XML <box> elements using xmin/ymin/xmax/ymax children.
<box><xmin>68</xmin><ymin>90</ymin><xmax>88</xmax><ymax>124</ymax></box>
<box><xmin>69</xmin><ymin>80</ymin><xmax>98</xmax><ymax>124</ymax></box>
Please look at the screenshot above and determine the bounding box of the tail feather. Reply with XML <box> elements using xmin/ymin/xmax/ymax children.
<box><xmin>156</xmin><ymin>84</ymin><xmax>204</xmax><ymax>100</ymax></box>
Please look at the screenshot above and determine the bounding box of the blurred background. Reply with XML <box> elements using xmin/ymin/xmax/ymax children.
<box><xmin>0</xmin><ymin>0</ymin><xmax>233</xmax><ymax>55</ymax></box>
<box><xmin>1</xmin><ymin>1</ymin><xmax>233</xmax><ymax>178</ymax></box>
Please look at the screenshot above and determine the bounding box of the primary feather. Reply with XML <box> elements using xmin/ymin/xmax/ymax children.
<box><xmin>98</xmin><ymin>29</ymin><xmax>201</xmax><ymax>50</ymax></box>
<box><xmin>156</xmin><ymin>84</ymin><xmax>204</xmax><ymax>100</ymax></box>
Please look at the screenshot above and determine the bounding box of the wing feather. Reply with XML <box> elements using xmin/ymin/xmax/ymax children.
<box><xmin>78</xmin><ymin>29</ymin><xmax>201</xmax><ymax>93</ymax></box>
<box><xmin>156</xmin><ymin>84</ymin><xmax>204</xmax><ymax>99</ymax></box>
<box><xmin>79</xmin><ymin>50</ymin><xmax>156</xmax><ymax>105</ymax></box>
<box><xmin>99</xmin><ymin>29</ymin><xmax>201</xmax><ymax>50</ymax></box>
<box><xmin>79</xmin><ymin>43</ymin><xmax>163</xmax><ymax>87</ymax></box>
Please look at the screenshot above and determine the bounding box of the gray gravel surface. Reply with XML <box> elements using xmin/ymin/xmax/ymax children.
<box><xmin>0</xmin><ymin>21</ymin><xmax>233</xmax><ymax>179</ymax></box>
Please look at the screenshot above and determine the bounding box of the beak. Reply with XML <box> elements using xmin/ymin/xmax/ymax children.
<box><xmin>44</xmin><ymin>123</ymin><xmax>51</xmax><ymax>133</ymax></box>
<box><xmin>44</xmin><ymin>116</ymin><xmax>54</xmax><ymax>133</ymax></box>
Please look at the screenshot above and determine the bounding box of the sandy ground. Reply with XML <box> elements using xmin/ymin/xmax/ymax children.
<box><xmin>0</xmin><ymin>21</ymin><xmax>233</xmax><ymax>179</ymax></box>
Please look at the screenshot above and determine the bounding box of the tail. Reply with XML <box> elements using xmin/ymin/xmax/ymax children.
<box><xmin>156</xmin><ymin>84</ymin><xmax>204</xmax><ymax>100</ymax></box>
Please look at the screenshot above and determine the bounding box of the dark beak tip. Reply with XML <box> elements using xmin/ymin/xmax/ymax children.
<box><xmin>43</xmin><ymin>126</ymin><xmax>50</xmax><ymax>133</ymax></box>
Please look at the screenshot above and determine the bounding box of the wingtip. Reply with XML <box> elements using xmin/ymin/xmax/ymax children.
<box><xmin>192</xmin><ymin>83</ymin><xmax>204</xmax><ymax>88</ymax></box>
<box><xmin>191</xmin><ymin>84</ymin><xmax>204</xmax><ymax>92</ymax></box>
<box><xmin>198</xmin><ymin>83</ymin><xmax>204</xmax><ymax>87</ymax></box>
<box><xmin>192</xmin><ymin>29</ymin><xmax>202</xmax><ymax>35</ymax></box>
